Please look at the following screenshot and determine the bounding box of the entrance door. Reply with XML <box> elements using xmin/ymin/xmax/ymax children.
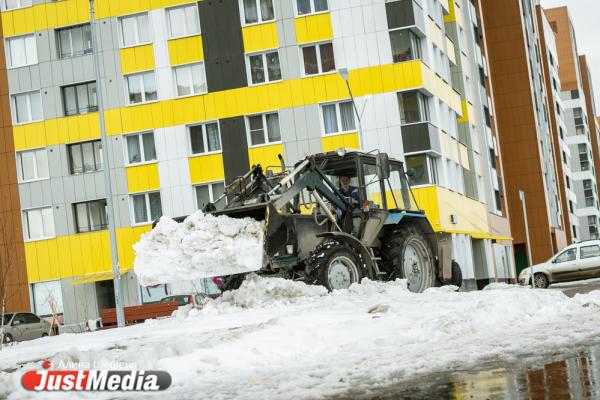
<box><xmin>95</xmin><ymin>280</ymin><xmax>116</xmax><ymax>314</ymax></box>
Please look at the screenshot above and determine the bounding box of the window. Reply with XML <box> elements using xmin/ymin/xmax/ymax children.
<box><xmin>390</xmin><ymin>29</ymin><xmax>421</xmax><ymax>63</ymax></box>
<box><xmin>68</xmin><ymin>140</ymin><xmax>103</xmax><ymax>174</ymax></box>
<box><xmin>11</xmin><ymin>91</ymin><xmax>42</xmax><ymax>124</ymax></box>
<box><xmin>23</xmin><ymin>207</ymin><xmax>55</xmax><ymax>240</ymax></box>
<box><xmin>296</xmin><ymin>0</ymin><xmax>328</xmax><ymax>15</ymax></box>
<box><xmin>195</xmin><ymin>182</ymin><xmax>226</xmax><ymax>210</ymax></box>
<box><xmin>579</xmin><ymin>144</ymin><xmax>590</xmax><ymax>171</ymax></box>
<box><xmin>62</xmin><ymin>82</ymin><xmax>97</xmax><ymax>116</ymax></box>
<box><xmin>125</xmin><ymin>132</ymin><xmax>156</xmax><ymax>164</ymax></box>
<box><xmin>247</xmin><ymin>51</ymin><xmax>281</xmax><ymax>84</ymax></box>
<box><xmin>2</xmin><ymin>0</ymin><xmax>32</xmax><ymax>11</ymax></box>
<box><xmin>17</xmin><ymin>148</ymin><xmax>48</xmax><ymax>182</ymax></box>
<box><xmin>132</xmin><ymin>192</ymin><xmax>162</xmax><ymax>224</ymax></box>
<box><xmin>580</xmin><ymin>245</ymin><xmax>600</xmax><ymax>259</ymax></box>
<box><xmin>32</xmin><ymin>280</ymin><xmax>64</xmax><ymax>317</ymax></box>
<box><xmin>584</xmin><ymin>179</ymin><xmax>594</xmax><ymax>207</ymax></box>
<box><xmin>74</xmin><ymin>199</ymin><xmax>108</xmax><ymax>233</ymax></box>
<box><xmin>405</xmin><ymin>154</ymin><xmax>438</xmax><ymax>186</ymax></box>
<box><xmin>167</xmin><ymin>4</ymin><xmax>200</xmax><ymax>38</ymax></box>
<box><xmin>246</xmin><ymin>112</ymin><xmax>281</xmax><ymax>146</ymax></box>
<box><xmin>301</xmin><ymin>42</ymin><xmax>335</xmax><ymax>75</ymax></box>
<box><xmin>126</xmin><ymin>71</ymin><xmax>157</xmax><ymax>104</ymax></box>
<box><xmin>119</xmin><ymin>13</ymin><xmax>149</xmax><ymax>47</ymax></box>
<box><xmin>189</xmin><ymin>122</ymin><xmax>221</xmax><ymax>154</ymax></box>
<box><xmin>242</xmin><ymin>0</ymin><xmax>274</xmax><ymax>24</ymax></box>
<box><xmin>5</xmin><ymin>34</ymin><xmax>37</xmax><ymax>68</ymax></box>
<box><xmin>57</xmin><ymin>24</ymin><xmax>92</xmax><ymax>58</ymax></box>
<box><xmin>397</xmin><ymin>91</ymin><xmax>429</xmax><ymax>125</ymax></box>
<box><xmin>554</xmin><ymin>248</ymin><xmax>576</xmax><ymax>263</ymax></box>
<box><xmin>321</xmin><ymin>101</ymin><xmax>356</xmax><ymax>135</ymax></box>
<box><xmin>173</xmin><ymin>63</ymin><xmax>207</xmax><ymax>96</ymax></box>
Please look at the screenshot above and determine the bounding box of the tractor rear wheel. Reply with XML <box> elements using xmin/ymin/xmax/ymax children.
<box><xmin>309</xmin><ymin>243</ymin><xmax>364</xmax><ymax>291</ymax></box>
<box><xmin>383</xmin><ymin>226</ymin><xmax>436</xmax><ymax>293</ymax></box>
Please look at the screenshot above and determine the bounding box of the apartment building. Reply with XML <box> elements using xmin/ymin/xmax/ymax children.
<box><xmin>0</xmin><ymin>0</ymin><xmax>513</xmax><ymax>323</ymax></box>
<box><xmin>481</xmin><ymin>0</ymin><xmax>566</xmax><ymax>271</ymax></box>
<box><xmin>0</xmin><ymin>14</ymin><xmax>30</xmax><ymax>313</ymax></box>
<box><xmin>545</xmin><ymin>7</ymin><xmax>600</xmax><ymax>242</ymax></box>
<box><xmin>444</xmin><ymin>0</ymin><xmax>514</xmax><ymax>286</ymax></box>
<box><xmin>536</xmin><ymin>5</ymin><xmax>577</xmax><ymax>244</ymax></box>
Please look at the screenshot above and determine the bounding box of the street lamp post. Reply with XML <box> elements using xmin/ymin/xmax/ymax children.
<box><xmin>89</xmin><ymin>0</ymin><xmax>125</xmax><ymax>327</ymax></box>
<box><xmin>338</xmin><ymin>68</ymin><xmax>368</xmax><ymax>150</ymax></box>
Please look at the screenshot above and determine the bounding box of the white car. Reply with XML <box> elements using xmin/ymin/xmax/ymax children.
<box><xmin>518</xmin><ymin>240</ymin><xmax>600</xmax><ymax>288</ymax></box>
<box><xmin>1</xmin><ymin>312</ymin><xmax>54</xmax><ymax>344</ymax></box>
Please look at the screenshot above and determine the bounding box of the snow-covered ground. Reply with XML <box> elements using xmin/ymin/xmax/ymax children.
<box><xmin>2</xmin><ymin>277</ymin><xmax>600</xmax><ymax>399</ymax></box>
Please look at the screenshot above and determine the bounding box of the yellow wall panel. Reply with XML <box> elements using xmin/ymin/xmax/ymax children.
<box><xmin>168</xmin><ymin>35</ymin><xmax>204</xmax><ymax>65</ymax></box>
<box><xmin>126</xmin><ymin>163</ymin><xmax>160</xmax><ymax>193</ymax></box>
<box><xmin>242</xmin><ymin>22</ymin><xmax>278</xmax><ymax>53</ymax></box>
<box><xmin>295</xmin><ymin>13</ymin><xmax>333</xmax><ymax>44</ymax></box>
<box><xmin>189</xmin><ymin>153</ymin><xmax>225</xmax><ymax>184</ymax></box>
<box><xmin>248</xmin><ymin>143</ymin><xmax>284</xmax><ymax>173</ymax></box>
<box><xmin>120</xmin><ymin>44</ymin><xmax>155</xmax><ymax>75</ymax></box>
<box><xmin>2</xmin><ymin>0</ymin><xmax>197</xmax><ymax>37</ymax></box>
<box><xmin>321</xmin><ymin>132</ymin><xmax>359</xmax><ymax>153</ymax></box>
<box><xmin>24</xmin><ymin>226</ymin><xmax>152</xmax><ymax>283</ymax></box>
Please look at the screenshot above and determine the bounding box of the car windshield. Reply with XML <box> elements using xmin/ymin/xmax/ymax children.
<box><xmin>1</xmin><ymin>314</ymin><xmax>13</xmax><ymax>326</ymax></box>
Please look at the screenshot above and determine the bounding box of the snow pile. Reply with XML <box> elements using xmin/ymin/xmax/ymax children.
<box><xmin>216</xmin><ymin>274</ymin><xmax>328</xmax><ymax>309</ymax></box>
<box><xmin>133</xmin><ymin>211</ymin><xmax>264</xmax><ymax>285</ymax></box>
<box><xmin>2</xmin><ymin>281</ymin><xmax>600</xmax><ymax>400</ymax></box>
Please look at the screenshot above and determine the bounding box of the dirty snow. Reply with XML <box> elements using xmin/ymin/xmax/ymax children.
<box><xmin>2</xmin><ymin>278</ymin><xmax>600</xmax><ymax>399</ymax></box>
<box><xmin>133</xmin><ymin>212</ymin><xmax>264</xmax><ymax>285</ymax></box>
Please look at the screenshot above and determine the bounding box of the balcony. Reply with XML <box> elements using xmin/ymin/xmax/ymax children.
<box><xmin>401</xmin><ymin>122</ymin><xmax>441</xmax><ymax>155</ymax></box>
<box><xmin>385</xmin><ymin>0</ymin><xmax>426</xmax><ymax>37</ymax></box>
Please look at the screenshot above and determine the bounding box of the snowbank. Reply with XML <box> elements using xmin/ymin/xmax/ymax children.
<box><xmin>2</xmin><ymin>279</ymin><xmax>600</xmax><ymax>400</ymax></box>
<box><xmin>133</xmin><ymin>211</ymin><xmax>264</xmax><ymax>285</ymax></box>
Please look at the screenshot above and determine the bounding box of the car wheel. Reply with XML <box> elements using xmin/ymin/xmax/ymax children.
<box><xmin>532</xmin><ymin>273</ymin><xmax>550</xmax><ymax>288</ymax></box>
<box><xmin>2</xmin><ymin>333</ymin><xmax>13</xmax><ymax>344</ymax></box>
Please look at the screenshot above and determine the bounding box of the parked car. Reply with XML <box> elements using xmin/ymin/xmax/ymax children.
<box><xmin>518</xmin><ymin>240</ymin><xmax>600</xmax><ymax>288</ymax></box>
<box><xmin>160</xmin><ymin>294</ymin><xmax>205</xmax><ymax>308</ymax></box>
<box><xmin>1</xmin><ymin>312</ymin><xmax>54</xmax><ymax>344</ymax></box>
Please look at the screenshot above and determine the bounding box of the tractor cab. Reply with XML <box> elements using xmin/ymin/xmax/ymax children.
<box><xmin>310</xmin><ymin>150</ymin><xmax>421</xmax><ymax>214</ymax></box>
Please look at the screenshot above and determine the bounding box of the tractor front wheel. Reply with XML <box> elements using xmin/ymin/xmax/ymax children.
<box><xmin>383</xmin><ymin>226</ymin><xmax>436</xmax><ymax>293</ymax></box>
<box><xmin>310</xmin><ymin>243</ymin><xmax>364</xmax><ymax>291</ymax></box>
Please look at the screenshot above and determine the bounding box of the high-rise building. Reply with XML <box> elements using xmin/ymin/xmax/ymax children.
<box><xmin>0</xmin><ymin>0</ymin><xmax>513</xmax><ymax>324</ymax></box>
<box><xmin>481</xmin><ymin>0</ymin><xmax>567</xmax><ymax>271</ymax></box>
<box><xmin>545</xmin><ymin>7</ymin><xmax>600</xmax><ymax>242</ymax></box>
<box><xmin>535</xmin><ymin>5</ymin><xmax>577</xmax><ymax>244</ymax></box>
<box><xmin>444</xmin><ymin>0</ymin><xmax>515</xmax><ymax>287</ymax></box>
<box><xmin>0</xmin><ymin>15</ymin><xmax>30</xmax><ymax>314</ymax></box>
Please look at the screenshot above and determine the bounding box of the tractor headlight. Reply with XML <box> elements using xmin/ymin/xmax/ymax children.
<box><xmin>336</xmin><ymin>147</ymin><xmax>346</xmax><ymax>157</ymax></box>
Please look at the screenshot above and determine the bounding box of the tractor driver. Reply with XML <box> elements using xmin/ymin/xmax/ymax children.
<box><xmin>338</xmin><ymin>176</ymin><xmax>360</xmax><ymax>207</ymax></box>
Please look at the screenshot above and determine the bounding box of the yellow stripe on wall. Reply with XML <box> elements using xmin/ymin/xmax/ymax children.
<box><xmin>25</xmin><ymin>226</ymin><xmax>151</xmax><ymax>283</ymax></box>
<box><xmin>295</xmin><ymin>13</ymin><xmax>333</xmax><ymax>44</ymax></box>
<box><xmin>12</xmin><ymin>113</ymin><xmax>100</xmax><ymax>151</ymax></box>
<box><xmin>321</xmin><ymin>132</ymin><xmax>359</xmax><ymax>153</ymax></box>
<box><xmin>242</xmin><ymin>22</ymin><xmax>279</xmax><ymax>53</ymax></box>
<box><xmin>2</xmin><ymin>0</ymin><xmax>198</xmax><ymax>37</ymax></box>
<box><xmin>15</xmin><ymin>61</ymin><xmax>462</xmax><ymax>151</ymax></box>
<box><xmin>248</xmin><ymin>143</ymin><xmax>284</xmax><ymax>173</ymax></box>
<box><xmin>189</xmin><ymin>153</ymin><xmax>225</xmax><ymax>184</ymax></box>
<box><xmin>168</xmin><ymin>35</ymin><xmax>204</xmax><ymax>65</ymax></box>
<box><xmin>126</xmin><ymin>163</ymin><xmax>160</xmax><ymax>193</ymax></box>
<box><xmin>120</xmin><ymin>44</ymin><xmax>155</xmax><ymax>75</ymax></box>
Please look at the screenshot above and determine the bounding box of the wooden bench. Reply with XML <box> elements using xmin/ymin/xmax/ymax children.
<box><xmin>100</xmin><ymin>302</ymin><xmax>179</xmax><ymax>329</ymax></box>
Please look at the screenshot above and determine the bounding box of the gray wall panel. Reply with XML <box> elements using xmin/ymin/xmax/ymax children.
<box><xmin>53</xmin><ymin>205</ymin><xmax>69</xmax><ymax>237</ymax></box>
<box><xmin>50</xmin><ymin>178</ymin><xmax>65</xmax><ymax>204</ymax></box>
